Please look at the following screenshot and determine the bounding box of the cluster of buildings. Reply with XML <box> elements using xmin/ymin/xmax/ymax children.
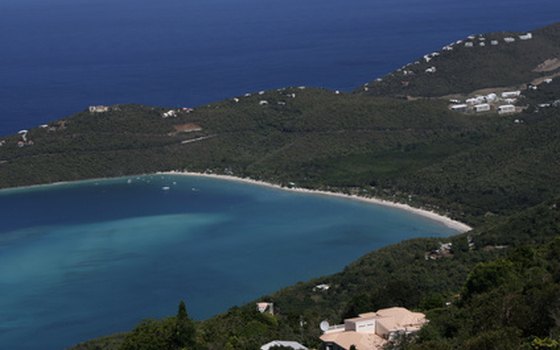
<box><xmin>320</xmin><ymin>307</ymin><xmax>428</xmax><ymax>350</ymax></box>
<box><xmin>425</xmin><ymin>242</ymin><xmax>453</xmax><ymax>260</ymax></box>
<box><xmin>449</xmin><ymin>90</ymin><xmax>522</xmax><ymax>115</ymax></box>
<box><xmin>16</xmin><ymin>129</ymin><xmax>34</xmax><ymax>148</ymax></box>
<box><xmin>379</xmin><ymin>31</ymin><xmax>536</xmax><ymax>89</ymax></box>
<box><xmin>162</xmin><ymin>107</ymin><xmax>194</xmax><ymax>118</ymax></box>
<box><xmin>254</xmin><ymin>305</ymin><xmax>427</xmax><ymax>350</ymax></box>
<box><xmin>462</xmin><ymin>32</ymin><xmax>532</xmax><ymax>48</ymax></box>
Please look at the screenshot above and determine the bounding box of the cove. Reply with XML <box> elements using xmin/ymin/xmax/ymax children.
<box><xmin>0</xmin><ymin>175</ymin><xmax>459</xmax><ymax>350</ymax></box>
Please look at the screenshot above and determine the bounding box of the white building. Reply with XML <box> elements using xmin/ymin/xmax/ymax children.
<box><xmin>261</xmin><ymin>341</ymin><xmax>308</xmax><ymax>350</ymax></box>
<box><xmin>498</xmin><ymin>105</ymin><xmax>516</xmax><ymax>114</ymax></box>
<box><xmin>320</xmin><ymin>307</ymin><xmax>427</xmax><ymax>350</ymax></box>
<box><xmin>450</xmin><ymin>104</ymin><xmax>468</xmax><ymax>111</ymax></box>
<box><xmin>544</xmin><ymin>78</ymin><xmax>553</xmax><ymax>84</ymax></box>
<box><xmin>425</xmin><ymin>66</ymin><xmax>437</xmax><ymax>73</ymax></box>
<box><xmin>313</xmin><ymin>284</ymin><xmax>331</xmax><ymax>292</ymax></box>
<box><xmin>504</xmin><ymin>37</ymin><xmax>516</xmax><ymax>43</ymax></box>
<box><xmin>485</xmin><ymin>93</ymin><xmax>497</xmax><ymax>102</ymax></box>
<box><xmin>466</xmin><ymin>96</ymin><xmax>485</xmax><ymax>105</ymax></box>
<box><xmin>464</xmin><ymin>42</ymin><xmax>474</xmax><ymax>47</ymax></box>
<box><xmin>256</xmin><ymin>302</ymin><xmax>274</xmax><ymax>315</ymax></box>
<box><xmin>89</xmin><ymin>105</ymin><xmax>109</xmax><ymax>113</ymax></box>
<box><xmin>162</xmin><ymin>110</ymin><xmax>177</xmax><ymax>118</ymax></box>
<box><xmin>491</xmin><ymin>40</ymin><xmax>499</xmax><ymax>45</ymax></box>
<box><xmin>259</xmin><ymin>100</ymin><xmax>269</xmax><ymax>105</ymax></box>
<box><xmin>502</xmin><ymin>91</ymin><xmax>521</xmax><ymax>98</ymax></box>
<box><xmin>519</xmin><ymin>33</ymin><xmax>533</xmax><ymax>40</ymax></box>
<box><xmin>474</xmin><ymin>103</ymin><xmax>491</xmax><ymax>113</ymax></box>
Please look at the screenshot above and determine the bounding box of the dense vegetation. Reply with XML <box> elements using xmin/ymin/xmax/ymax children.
<box><xmin>1</xmin><ymin>23</ymin><xmax>559</xmax><ymax>350</ymax></box>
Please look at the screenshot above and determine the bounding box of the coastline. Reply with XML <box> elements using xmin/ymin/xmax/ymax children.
<box><xmin>0</xmin><ymin>171</ymin><xmax>472</xmax><ymax>232</ymax></box>
<box><xmin>163</xmin><ymin>171</ymin><xmax>473</xmax><ymax>233</ymax></box>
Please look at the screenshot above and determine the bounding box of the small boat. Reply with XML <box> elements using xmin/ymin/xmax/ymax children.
<box><xmin>162</xmin><ymin>186</ymin><xmax>170</xmax><ymax>191</ymax></box>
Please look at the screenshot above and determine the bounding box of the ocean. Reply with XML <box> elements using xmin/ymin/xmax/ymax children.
<box><xmin>1</xmin><ymin>175</ymin><xmax>458</xmax><ymax>349</ymax></box>
<box><xmin>0</xmin><ymin>0</ymin><xmax>559</xmax><ymax>135</ymax></box>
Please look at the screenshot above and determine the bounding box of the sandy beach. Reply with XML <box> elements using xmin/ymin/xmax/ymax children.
<box><xmin>162</xmin><ymin>171</ymin><xmax>473</xmax><ymax>233</ymax></box>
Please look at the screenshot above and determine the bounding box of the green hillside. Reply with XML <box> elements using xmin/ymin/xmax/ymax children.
<box><xmin>361</xmin><ymin>22</ymin><xmax>560</xmax><ymax>97</ymax></box>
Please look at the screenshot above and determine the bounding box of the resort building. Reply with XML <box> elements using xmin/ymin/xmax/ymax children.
<box><xmin>260</xmin><ymin>340</ymin><xmax>308</xmax><ymax>350</ymax></box>
<box><xmin>320</xmin><ymin>307</ymin><xmax>427</xmax><ymax>350</ymax></box>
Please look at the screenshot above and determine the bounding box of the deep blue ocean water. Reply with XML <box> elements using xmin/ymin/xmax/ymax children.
<box><xmin>0</xmin><ymin>0</ymin><xmax>559</xmax><ymax>135</ymax></box>
<box><xmin>1</xmin><ymin>175</ymin><xmax>457</xmax><ymax>349</ymax></box>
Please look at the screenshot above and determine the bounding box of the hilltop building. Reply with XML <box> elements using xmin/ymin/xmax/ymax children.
<box><xmin>256</xmin><ymin>302</ymin><xmax>274</xmax><ymax>315</ymax></box>
<box><xmin>89</xmin><ymin>105</ymin><xmax>109</xmax><ymax>113</ymax></box>
<box><xmin>320</xmin><ymin>307</ymin><xmax>427</xmax><ymax>350</ymax></box>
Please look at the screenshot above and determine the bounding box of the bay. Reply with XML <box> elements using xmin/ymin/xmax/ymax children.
<box><xmin>0</xmin><ymin>174</ymin><xmax>457</xmax><ymax>349</ymax></box>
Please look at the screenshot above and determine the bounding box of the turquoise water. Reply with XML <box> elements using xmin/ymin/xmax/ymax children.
<box><xmin>0</xmin><ymin>175</ymin><xmax>458</xmax><ymax>349</ymax></box>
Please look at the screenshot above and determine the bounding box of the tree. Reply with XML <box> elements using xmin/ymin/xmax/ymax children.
<box><xmin>173</xmin><ymin>300</ymin><xmax>196</xmax><ymax>349</ymax></box>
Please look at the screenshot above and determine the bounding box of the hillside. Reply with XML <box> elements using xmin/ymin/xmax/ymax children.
<box><xmin>360</xmin><ymin>22</ymin><xmax>560</xmax><ymax>97</ymax></box>
<box><xmin>1</xmin><ymin>22</ymin><xmax>560</xmax><ymax>350</ymax></box>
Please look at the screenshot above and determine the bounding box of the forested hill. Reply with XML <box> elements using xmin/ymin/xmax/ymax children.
<box><xmin>1</xmin><ymin>22</ymin><xmax>560</xmax><ymax>350</ymax></box>
<box><xmin>360</xmin><ymin>22</ymin><xmax>560</xmax><ymax>97</ymax></box>
<box><xmin>2</xmin><ymin>79</ymin><xmax>560</xmax><ymax>224</ymax></box>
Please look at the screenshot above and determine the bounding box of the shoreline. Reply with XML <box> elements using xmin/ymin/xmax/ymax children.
<box><xmin>0</xmin><ymin>171</ymin><xmax>472</xmax><ymax>233</ymax></box>
<box><xmin>163</xmin><ymin>171</ymin><xmax>473</xmax><ymax>233</ymax></box>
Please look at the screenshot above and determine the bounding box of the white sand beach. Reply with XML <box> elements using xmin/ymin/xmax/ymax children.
<box><xmin>162</xmin><ymin>171</ymin><xmax>472</xmax><ymax>233</ymax></box>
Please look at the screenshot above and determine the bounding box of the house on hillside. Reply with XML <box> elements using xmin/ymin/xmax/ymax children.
<box><xmin>519</xmin><ymin>33</ymin><xmax>533</xmax><ymax>40</ymax></box>
<box><xmin>474</xmin><ymin>103</ymin><xmax>491</xmax><ymax>113</ymax></box>
<box><xmin>320</xmin><ymin>307</ymin><xmax>427</xmax><ymax>350</ymax></box>
<box><xmin>256</xmin><ymin>302</ymin><xmax>274</xmax><ymax>315</ymax></box>
<box><xmin>89</xmin><ymin>105</ymin><xmax>109</xmax><ymax>113</ymax></box>
<box><xmin>498</xmin><ymin>105</ymin><xmax>516</xmax><ymax>115</ymax></box>
<box><xmin>260</xmin><ymin>340</ymin><xmax>308</xmax><ymax>350</ymax></box>
<box><xmin>504</xmin><ymin>37</ymin><xmax>516</xmax><ymax>43</ymax></box>
<box><xmin>502</xmin><ymin>91</ymin><xmax>521</xmax><ymax>98</ymax></box>
<box><xmin>450</xmin><ymin>104</ymin><xmax>468</xmax><ymax>112</ymax></box>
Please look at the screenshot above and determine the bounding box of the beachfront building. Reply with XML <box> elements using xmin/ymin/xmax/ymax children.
<box><xmin>519</xmin><ymin>33</ymin><xmax>533</xmax><ymax>40</ymax></box>
<box><xmin>320</xmin><ymin>307</ymin><xmax>427</xmax><ymax>350</ymax></box>
<box><xmin>260</xmin><ymin>340</ymin><xmax>308</xmax><ymax>350</ymax></box>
